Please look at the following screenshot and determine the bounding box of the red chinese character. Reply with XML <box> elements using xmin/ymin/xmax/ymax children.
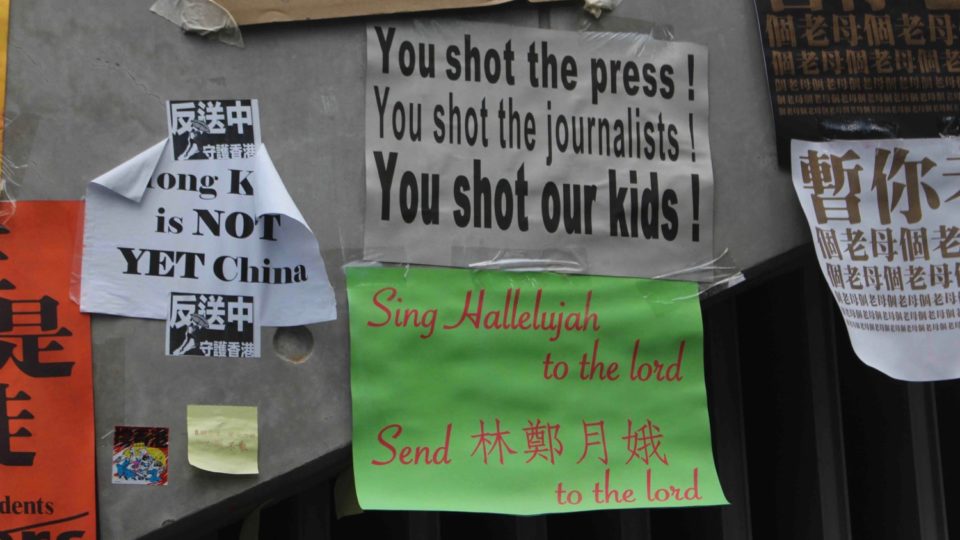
<box><xmin>523</xmin><ymin>419</ymin><xmax>563</xmax><ymax>464</ymax></box>
<box><xmin>470</xmin><ymin>419</ymin><xmax>517</xmax><ymax>465</ymax></box>
<box><xmin>623</xmin><ymin>418</ymin><xmax>668</xmax><ymax>466</ymax></box>
<box><xmin>576</xmin><ymin>420</ymin><xmax>608</xmax><ymax>465</ymax></box>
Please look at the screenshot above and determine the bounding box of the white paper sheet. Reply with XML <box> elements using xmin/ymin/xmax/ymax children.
<box><xmin>363</xmin><ymin>20</ymin><xmax>715</xmax><ymax>279</ymax></box>
<box><xmin>81</xmin><ymin>136</ymin><xmax>337</xmax><ymax>326</ymax></box>
<box><xmin>791</xmin><ymin>138</ymin><xmax>960</xmax><ymax>381</ymax></box>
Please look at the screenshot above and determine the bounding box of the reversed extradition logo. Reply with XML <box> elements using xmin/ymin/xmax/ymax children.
<box><xmin>167</xmin><ymin>99</ymin><xmax>260</xmax><ymax>161</ymax></box>
<box><xmin>166</xmin><ymin>293</ymin><xmax>259</xmax><ymax>358</ymax></box>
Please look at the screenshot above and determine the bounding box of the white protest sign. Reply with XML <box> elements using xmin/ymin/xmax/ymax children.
<box><xmin>792</xmin><ymin>138</ymin><xmax>960</xmax><ymax>381</ymax></box>
<box><xmin>81</xmin><ymin>99</ymin><xmax>337</xmax><ymax>326</ymax></box>
<box><xmin>364</xmin><ymin>20</ymin><xmax>714</xmax><ymax>279</ymax></box>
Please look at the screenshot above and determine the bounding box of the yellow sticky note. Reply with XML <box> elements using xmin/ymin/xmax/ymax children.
<box><xmin>187</xmin><ymin>405</ymin><xmax>259</xmax><ymax>475</ymax></box>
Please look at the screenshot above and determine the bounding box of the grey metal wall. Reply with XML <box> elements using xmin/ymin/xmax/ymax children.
<box><xmin>4</xmin><ymin>1</ymin><xmax>808</xmax><ymax>538</ymax></box>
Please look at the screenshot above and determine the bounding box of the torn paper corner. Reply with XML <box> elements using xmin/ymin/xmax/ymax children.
<box><xmin>88</xmin><ymin>140</ymin><xmax>302</xmax><ymax>230</ymax></box>
<box><xmin>150</xmin><ymin>0</ymin><xmax>244</xmax><ymax>48</ymax></box>
<box><xmin>90</xmin><ymin>139</ymin><xmax>169</xmax><ymax>203</ymax></box>
<box><xmin>583</xmin><ymin>0</ymin><xmax>622</xmax><ymax>18</ymax></box>
<box><xmin>253</xmin><ymin>145</ymin><xmax>312</xmax><ymax>233</ymax></box>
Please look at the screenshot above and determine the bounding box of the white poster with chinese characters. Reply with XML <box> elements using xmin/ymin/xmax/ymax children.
<box><xmin>81</xmin><ymin>99</ymin><xmax>337</xmax><ymax>326</ymax></box>
<box><xmin>364</xmin><ymin>20</ymin><xmax>714</xmax><ymax>279</ymax></box>
<box><xmin>791</xmin><ymin>138</ymin><xmax>960</xmax><ymax>381</ymax></box>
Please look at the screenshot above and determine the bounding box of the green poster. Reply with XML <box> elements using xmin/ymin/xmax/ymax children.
<box><xmin>347</xmin><ymin>266</ymin><xmax>726</xmax><ymax>514</ymax></box>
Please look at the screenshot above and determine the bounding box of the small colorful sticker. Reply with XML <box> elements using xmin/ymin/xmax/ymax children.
<box><xmin>112</xmin><ymin>426</ymin><xmax>169</xmax><ymax>486</ymax></box>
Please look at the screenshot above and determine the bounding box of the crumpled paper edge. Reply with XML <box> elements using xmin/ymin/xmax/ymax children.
<box><xmin>88</xmin><ymin>138</ymin><xmax>312</xmax><ymax>233</ymax></box>
<box><xmin>150</xmin><ymin>0</ymin><xmax>244</xmax><ymax>48</ymax></box>
<box><xmin>584</xmin><ymin>0</ymin><xmax>621</xmax><ymax>18</ymax></box>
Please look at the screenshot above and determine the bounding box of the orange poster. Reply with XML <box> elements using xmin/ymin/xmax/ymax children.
<box><xmin>0</xmin><ymin>201</ymin><xmax>96</xmax><ymax>538</ymax></box>
<box><xmin>0</xmin><ymin>0</ymin><xmax>8</xmax><ymax>167</ymax></box>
